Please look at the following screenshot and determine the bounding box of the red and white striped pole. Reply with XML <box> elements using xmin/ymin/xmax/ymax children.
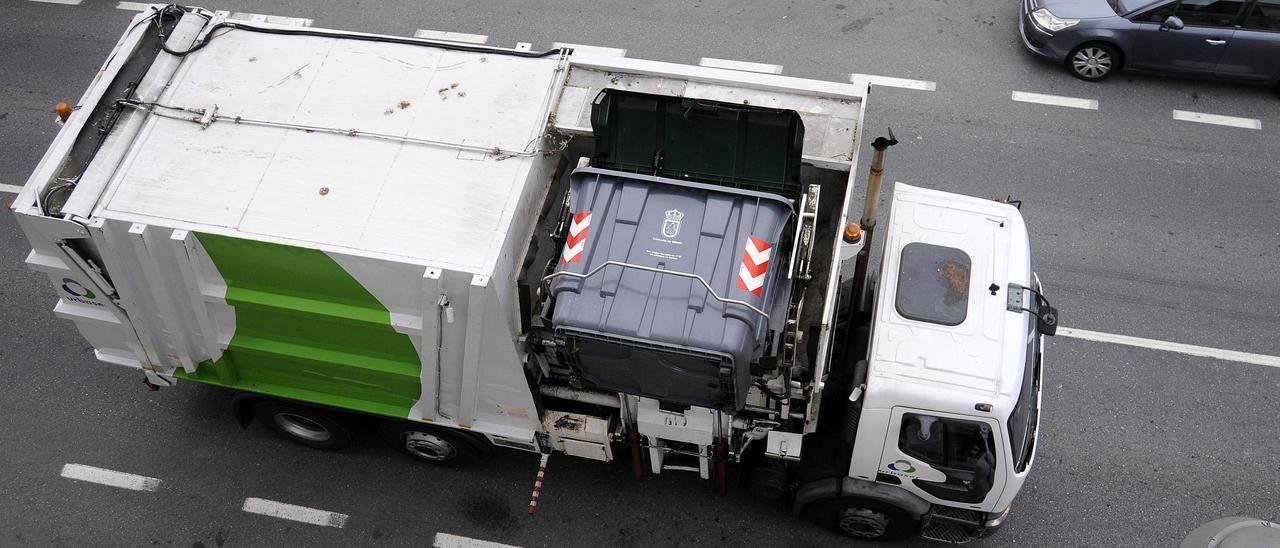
<box><xmin>527</xmin><ymin>452</ymin><xmax>550</xmax><ymax>515</ymax></box>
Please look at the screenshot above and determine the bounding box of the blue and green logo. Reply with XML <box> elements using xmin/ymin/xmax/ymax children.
<box><xmin>886</xmin><ymin>460</ymin><xmax>917</xmax><ymax>474</ymax></box>
<box><xmin>61</xmin><ymin>278</ymin><xmax>103</xmax><ymax>307</ymax></box>
<box><xmin>62</xmin><ymin>278</ymin><xmax>96</xmax><ymax>299</ymax></box>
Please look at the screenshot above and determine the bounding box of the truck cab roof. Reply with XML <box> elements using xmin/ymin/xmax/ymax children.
<box><xmin>864</xmin><ymin>183</ymin><xmax>1033</xmax><ymax>418</ymax></box>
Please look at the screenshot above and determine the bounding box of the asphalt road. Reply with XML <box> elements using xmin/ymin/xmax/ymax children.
<box><xmin>2</xmin><ymin>1</ymin><xmax>1278</xmax><ymax>547</ymax></box>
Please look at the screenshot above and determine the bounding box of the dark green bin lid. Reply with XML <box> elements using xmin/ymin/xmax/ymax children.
<box><xmin>588</xmin><ymin>89</ymin><xmax>805</xmax><ymax>197</ymax></box>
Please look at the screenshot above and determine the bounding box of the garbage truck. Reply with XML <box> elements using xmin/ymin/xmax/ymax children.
<box><xmin>11</xmin><ymin>4</ymin><xmax>1059</xmax><ymax>543</ymax></box>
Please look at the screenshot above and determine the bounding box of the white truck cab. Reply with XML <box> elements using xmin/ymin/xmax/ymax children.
<box><xmin>804</xmin><ymin>184</ymin><xmax>1050</xmax><ymax>542</ymax></box>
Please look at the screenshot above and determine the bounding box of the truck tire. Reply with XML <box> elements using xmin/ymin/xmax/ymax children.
<box><xmin>253</xmin><ymin>401</ymin><xmax>353</xmax><ymax>450</ymax></box>
<box><xmin>378</xmin><ymin>422</ymin><xmax>488</xmax><ymax>467</ymax></box>
<box><xmin>804</xmin><ymin>496</ymin><xmax>920</xmax><ymax>541</ymax></box>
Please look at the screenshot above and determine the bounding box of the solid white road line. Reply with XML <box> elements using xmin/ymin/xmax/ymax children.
<box><xmin>849</xmin><ymin>73</ymin><xmax>937</xmax><ymax>92</ymax></box>
<box><xmin>60</xmin><ymin>463</ymin><xmax>161</xmax><ymax>491</ymax></box>
<box><xmin>30</xmin><ymin>0</ymin><xmax>83</xmax><ymax>5</ymax></box>
<box><xmin>1011</xmin><ymin>91</ymin><xmax>1099</xmax><ymax>110</ymax></box>
<box><xmin>1057</xmin><ymin>327</ymin><xmax>1280</xmax><ymax>369</ymax></box>
<box><xmin>552</xmin><ymin>42</ymin><xmax>626</xmax><ymax>56</ymax></box>
<box><xmin>115</xmin><ymin>2</ymin><xmax>151</xmax><ymax>10</ymax></box>
<box><xmin>242</xmin><ymin>498</ymin><xmax>348</xmax><ymax>527</ymax></box>
<box><xmin>699</xmin><ymin>57</ymin><xmax>783</xmax><ymax>74</ymax></box>
<box><xmin>414</xmin><ymin>30</ymin><xmax>489</xmax><ymax>44</ymax></box>
<box><xmin>0</xmin><ymin>184</ymin><xmax>23</xmax><ymax>194</ymax></box>
<box><xmin>1172</xmin><ymin>110</ymin><xmax>1262</xmax><ymax>130</ymax></box>
<box><xmin>433</xmin><ymin>532</ymin><xmax>523</xmax><ymax>548</ymax></box>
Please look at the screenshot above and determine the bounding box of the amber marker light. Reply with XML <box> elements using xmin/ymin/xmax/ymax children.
<box><xmin>843</xmin><ymin>222</ymin><xmax>863</xmax><ymax>244</ymax></box>
<box><xmin>55</xmin><ymin>102</ymin><xmax>73</xmax><ymax>122</ymax></box>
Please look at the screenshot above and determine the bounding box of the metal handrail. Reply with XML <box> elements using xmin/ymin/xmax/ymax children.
<box><xmin>543</xmin><ymin>260</ymin><xmax>769</xmax><ymax>320</ymax></box>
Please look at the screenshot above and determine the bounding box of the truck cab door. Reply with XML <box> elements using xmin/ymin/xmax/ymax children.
<box><xmin>878</xmin><ymin>408</ymin><xmax>1008</xmax><ymax>512</ymax></box>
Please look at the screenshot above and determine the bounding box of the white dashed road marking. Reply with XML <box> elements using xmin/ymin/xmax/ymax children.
<box><xmin>699</xmin><ymin>57</ymin><xmax>783</xmax><ymax>74</ymax></box>
<box><xmin>30</xmin><ymin>0</ymin><xmax>83</xmax><ymax>5</ymax></box>
<box><xmin>1058</xmin><ymin>327</ymin><xmax>1280</xmax><ymax>369</ymax></box>
<box><xmin>551</xmin><ymin>42</ymin><xmax>626</xmax><ymax>56</ymax></box>
<box><xmin>1011</xmin><ymin>91</ymin><xmax>1099</xmax><ymax>110</ymax></box>
<box><xmin>850</xmin><ymin>73</ymin><xmax>937</xmax><ymax>92</ymax></box>
<box><xmin>60</xmin><ymin>463</ymin><xmax>161</xmax><ymax>491</ymax></box>
<box><xmin>434</xmin><ymin>532</ymin><xmax>523</xmax><ymax>548</ymax></box>
<box><xmin>241</xmin><ymin>498</ymin><xmax>348</xmax><ymax>528</ymax></box>
<box><xmin>115</xmin><ymin>1</ymin><xmax>151</xmax><ymax>10</ymax></box>
<box><xmin>415</xmin><ymin>30</ymin><xmax>489</xmax><ymax>44</ymax></box>
<box><xmin>0</xmin><ymin>184</ymin><xmax>23</xmax><ymax>194</ymax></box>
<box><xmin>1172</xmin><ymin>110</ymin><xmax>1262</xmax><ymax>130</ymax></box>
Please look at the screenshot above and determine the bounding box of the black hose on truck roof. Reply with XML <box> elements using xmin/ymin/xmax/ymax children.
<box><xmin>151</xmin><ymin>4</ymin><xmax>566</xmax><ymax>59</ymax></box>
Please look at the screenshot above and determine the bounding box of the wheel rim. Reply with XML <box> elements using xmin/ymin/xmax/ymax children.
<box><xmin>402</xmin><ymin>432</ymin><xmax>457</xmax><ymax>461</ymax></box>
<box><xmin>837</xmin><ymin>507</ymin><xmax>891</xmax><ymax>538</ymax></box>
<box><xmin>274</xmin><ymin>413</ymin><xmax>332</xmax><ymax>443</ymax></box>
<box><xmin>1072</xmin><ymin>47</ymin><xmax>1112</xmax><ymax>79</ymax></box>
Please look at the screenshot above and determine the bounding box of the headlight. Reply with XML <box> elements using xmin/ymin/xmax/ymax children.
<box><xmin>1031</xmin><ymin>8</ymin><xmax>1080</xmax><ymax>32</ymax></box>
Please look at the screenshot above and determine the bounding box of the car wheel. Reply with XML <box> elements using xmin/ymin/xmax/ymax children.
<box><xmin>1068</xmin><ymin>43</ymin><xmax>1120</xmax><ymax>82</ymax></box>
<box><xmin>804</xmin><ymin>496</ymin><xmax>921</xmax><ymax>541</ymax></box>
<box><xmin>378</xmin><ymin>421</ymin><xmax>489</xmax><ymax>467</ymax></box>
<box><xmin>253</xmin><ymin>400</ymin><xmax>353</xmax><ymax>450</ymax></box>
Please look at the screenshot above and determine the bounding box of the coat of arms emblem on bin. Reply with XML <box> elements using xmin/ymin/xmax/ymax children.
<box><xmin>662</xmin><ymin>209</ymin><xmax>684</xmax><ymax>239</ymax></box>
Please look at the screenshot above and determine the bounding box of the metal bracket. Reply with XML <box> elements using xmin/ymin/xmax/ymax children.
<box><xmin>1006</xmin><ymin>283</ymin><xmax>1030</xmax><ymax>313</ymax></box>
<box><xmin>1007</xmin><ymin>282</ymin><xmax>1059</xmax><ymax>336</ymax></box>
<box><xmin>198</xmin><ymin>104</ymin><xmax>218</xmax><ymax>129</ymax></box>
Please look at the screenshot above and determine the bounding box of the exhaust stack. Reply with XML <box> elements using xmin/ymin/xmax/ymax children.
<box><xmin>851</xmin><ymin>129</ymin><xmax>898</xmax><ymax>314</ymax></box>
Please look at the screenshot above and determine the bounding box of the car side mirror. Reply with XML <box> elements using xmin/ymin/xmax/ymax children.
<box><xmin>1161</xmin><ymin>15</ymin><xmax>1185</xmax><ymax>31</ymax></box>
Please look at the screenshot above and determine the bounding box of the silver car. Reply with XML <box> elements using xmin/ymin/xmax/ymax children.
<box><xmin>1019</xmin><ymin>0</ymin><xmax>1280</xmax><ymax>87</ymax></box>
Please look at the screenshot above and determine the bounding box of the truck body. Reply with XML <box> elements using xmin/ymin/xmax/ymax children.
<box><xmin>11</xmin><ymin>5</ymin><xmax>1054</xmax><ymax>542</ymax></box>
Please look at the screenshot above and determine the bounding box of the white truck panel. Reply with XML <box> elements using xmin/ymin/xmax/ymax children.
<box><xmin>80</xmin><ymin>23</ymin><xmax>565</xmax><ymax>277</ymax></box>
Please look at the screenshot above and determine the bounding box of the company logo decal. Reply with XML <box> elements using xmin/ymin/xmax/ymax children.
<box><xmin>60</xmin><ymin>278</ymin><xmax>104</xmax><ymax>307</ymax></box>
<box><xmin>62</xmin><ymin>278</ymin><xmax>95</xmax><ymax>299</ymax></box>
<box><xmin>561</xmin><ymin>211</ymin><xmax>591</xmax><ymax>264</ymax></box>
<box><xmin>661</xmin><ymin>209</ymin><xmax>684</xmax><ymax>239</ymax></box>
<box><xmin>886</xmin><ymin>460</ymin><xmax>917</xmax><ymax>474</ymax></box>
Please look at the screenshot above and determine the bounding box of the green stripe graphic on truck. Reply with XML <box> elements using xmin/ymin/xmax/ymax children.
<box><xmin>175</xmin><ymin>233</ymin><xmax>421</xmax><ymax>418</ymax></box>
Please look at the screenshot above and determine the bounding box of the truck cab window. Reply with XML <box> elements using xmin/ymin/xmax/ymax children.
<box><xmin>899</xmin><ymin>413</ymin><xmax>997</xmax><ymax>504</ymax></box>
<box><xmin>1008</xmin><ymin>319</ymin><xmax>1041</xmax><ymax>473</ymax></box>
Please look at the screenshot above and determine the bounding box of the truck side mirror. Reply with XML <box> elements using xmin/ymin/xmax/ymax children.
<box><xmin>1161</xmin><ymin>15</ymin><xmax>1185</xmax><ymax>31</ymax></box>
<box><xmin>1036</xmin><ymin>304</ymin><xmax>1058</xmax><ymax>336</ymax></box>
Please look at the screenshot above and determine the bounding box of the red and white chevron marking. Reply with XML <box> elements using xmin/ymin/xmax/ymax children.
<box><xmin>561</xmin><ymin>211</ymin><xmax>591</xmax><ymax>264</ymax></box>
<box><xmin>736</xmin><ymin>235</ymin><xmax>772</xmax><ymax>296</ymax></box>
<box><xmin>527</xmin><ymin>452</ymin><xmax>550</xmax><ymax>515</ymax></box>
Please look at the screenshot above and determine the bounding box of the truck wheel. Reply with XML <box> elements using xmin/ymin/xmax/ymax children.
<box><xmin>805</xmin><ymin>496</ymin><xmax>920</xmax><ymax>541</ymax></box>
<box><xmin>378</xmin><ymin>422</ymin><xmax>487</xmax><ymax>467</ymax></box>
<box><xmin>253</xmin><ymin>401</ymin><xmax>353</xmax><ymax>450</ymax></box>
